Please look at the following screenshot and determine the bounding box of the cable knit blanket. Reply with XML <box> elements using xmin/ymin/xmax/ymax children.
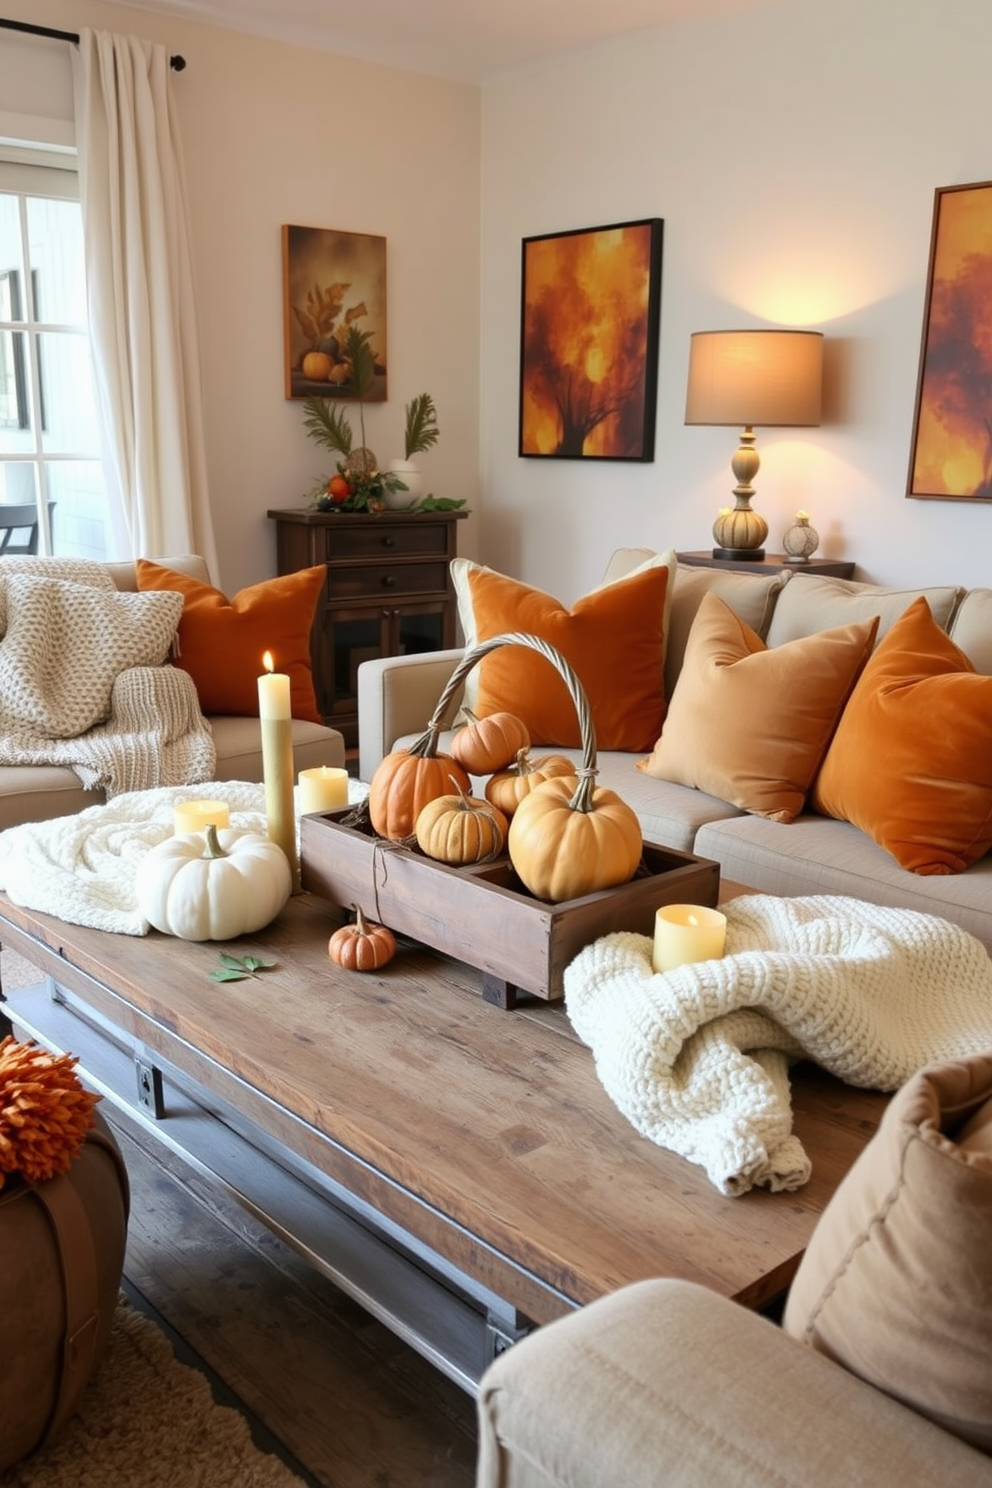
<box><xmin>0</xmin><ymin>783</ymin><xmax>269</xmax><ymax>934</ymax></box>
<box><xmin>0</xmin><ymin>571</ymin><xmax>215</xmax><ymax>795</ymax></box>
<box><xmin>564</xmin><ymin>895</ymin><xmax>992</xmax><ymax>1197</ymax></box>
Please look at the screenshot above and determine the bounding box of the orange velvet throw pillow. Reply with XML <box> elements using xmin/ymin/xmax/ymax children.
<box><xmin>638</xmin><ymin>591</ymin><xmax>878</xmax><ymax>822</ymax></box>
<box><xmin>467</xmin><ymin>564</ymin><xmax>669</xmax><ymax>751</ymax></box>
<box><xmin>136</xmin><ymin>560</ymin><xmax>325</xmax><ymax>722</ymax></box>
<box><xmin>811</xmin><ymin>596</ymin><xmax>992</xmax><ymax>874</ymax></box>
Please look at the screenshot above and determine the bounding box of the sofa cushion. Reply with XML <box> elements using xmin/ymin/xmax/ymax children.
<box><xmin>949</xmin><ymin>587</ymin><xmax>992</xmax><ymax>674</ymax></box>
<box><xmin>638</xmin><ymin>591</ymin><xmax>877</xmax><ymax>823</ymax></box>
<box><xmin>811</xmin><ymin>596</ymin><xmax>992</xmax><ymax>874</ymax></box>
<box><xmin>783</xmin><ymin>1053</ymin><xmax>992</xmax><ymax>1454</ymax></box>
<box><xmin>764</xmin><ymin>571</ymin><xmax>964</xmax><ymax>649</ymax></box>
<box><xmin>136</xmin><ymin>561</ymin><xmax>324</xmax><ymax>723</ymax></box>
<box><xmin>666</xmin><ymin>564</ymin><xmax>790</xmax><ymax>699</ymax></box>
<box><xmin>451</xmin><ymin>560</ymin><xmax>673</xmax><ymax>751</ymax></box>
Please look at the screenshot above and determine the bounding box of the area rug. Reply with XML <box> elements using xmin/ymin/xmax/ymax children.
<box><xmin>1</xmin><ymin>1297</ymin><xmax>308</xmax><ymax>1488</ymax></box>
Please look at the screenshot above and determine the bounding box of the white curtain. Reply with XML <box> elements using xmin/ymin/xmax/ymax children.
<box><xmin>71</xmin><ymin>29</ymin><xmax>219</xmax><ymax>571</ymax></box>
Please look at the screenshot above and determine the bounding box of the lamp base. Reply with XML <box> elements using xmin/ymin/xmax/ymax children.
<box><xmin>712</xmin><ymin>546</ymin><xmax>765</xmax><ymax>561</ymax></box>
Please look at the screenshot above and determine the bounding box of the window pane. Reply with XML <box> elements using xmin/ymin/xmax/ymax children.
<box><xmin>0</xmin><ymin>329</ymin><xmax>28</xmax><ymax>432</ymax></box>
<box><xmin>45</xmin><ymin>460</ymin><xmax>108</xmax><ymax>559</ymax></box>
<box><xmin>38</xmin><ymin>332</ymin><xmax>100</xmax><ymax>455</ymax></box>
<box><xmin>0</xmin><ymin>196</ymin><xmax>25</xmax><ymax>306</ymax></box>
<box><xmin>26</xmin><ymin>196</ymin><xmax>87</xmax><ymax>326</ymax></box>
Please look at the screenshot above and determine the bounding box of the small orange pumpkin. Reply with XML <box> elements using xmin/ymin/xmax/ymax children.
<box><xmin>449</xmin><ymin>708</ymin><xmax>531</xmax><ymax>776</ymax></box>
<box><xmin>508</xmin><ymin>775</ymin><xmax>642</xmax><ymax>901</ymax></box>
<box><xmin>485</xmin><ymin>748</ymin><xmax>576</xmax><ymax>818</ymax></box>
<box><xmin>415</xmin><ymin>780</ymin><xmax>509</xmax><ymax>865</ymax></box>
<box><xmin>328</xmin><ymin>905</ymin><xmax>397</xmax><ymax>972</ymax></box>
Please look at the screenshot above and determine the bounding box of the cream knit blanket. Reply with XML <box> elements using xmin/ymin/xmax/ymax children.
<box><xmin>564</xmin><ymin>895</ymin><xmax>992</xmax><ymax>1196</ymax></box>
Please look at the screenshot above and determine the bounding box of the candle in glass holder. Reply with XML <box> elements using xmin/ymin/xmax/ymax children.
<box><xmin>173</xmin><ymin>799</ymin><xmax>230</xmax><ymax>836</ymax></box>
<box><xmin>258</xmin><ymin>651</ymin><xmax>298</xmax><ymax>886</ymax></box>
<box><xmin>653</xmin><ymin>904</ymin><xmax>727</xmax><ymax>973</ymax></box>
<box><xmin>298</xmin><ymin>765</ymin><xmax>349</xmax><ymax>814</ymax></box>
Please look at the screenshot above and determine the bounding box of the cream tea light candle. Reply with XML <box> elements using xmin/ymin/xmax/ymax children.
<box><xmin>652</xmin><ymin>904</ymin><xmax>727</xmax><ymax>973</ymax></box>
<box><xmin>298</xmin><ymin>766</ymin><xmax>349</xmax><ymax>814</ymax></box>
<box><xmin>173</xmin><ymin>799</ymin><xmax>230</xmax><ymax>836</ymax></box>
<box><xmin>258</xmin><ymin>650</ymin><xmax>298</xmax><ymax>886</ymax></box>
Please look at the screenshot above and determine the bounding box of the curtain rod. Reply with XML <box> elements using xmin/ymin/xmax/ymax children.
<box><xmin>0</xmin><ymin>17</ymin><xmax>186</xmax><ymax>69</ymax></box>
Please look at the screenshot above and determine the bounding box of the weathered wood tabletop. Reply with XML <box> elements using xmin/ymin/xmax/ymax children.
<box><xmin>0</xmin><ymin>888</ymin><xmax>887</xmax><ymax>1325</ymax></box>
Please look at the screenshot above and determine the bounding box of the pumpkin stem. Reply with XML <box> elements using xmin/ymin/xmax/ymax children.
<box><xmin>567</xmin><ymin>767</ymin><xmax>597</xmax><ymax>814</ymax></box>
<box><xmin>202</xmin><ymin>823</ymin><xmax>229</xmax><ymax>859</ymax></box>
<box><xmin>353</xmin><ymin>904</ymin><xmax>369</xmax><ymax>935</ymax></box>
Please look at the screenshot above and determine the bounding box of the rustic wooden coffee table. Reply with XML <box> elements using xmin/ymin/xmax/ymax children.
<box><xmin>0</xmin><ymin>888</ymin><xmax>887</xmax><ymax>1393</ymax></box>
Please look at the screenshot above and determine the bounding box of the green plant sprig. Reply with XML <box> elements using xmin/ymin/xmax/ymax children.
<box><xmin>404</xmin><ymin>393</ymin><xmax>439</xmax><ymax>458</ymax></box>
<box><xmin>301</xmin><ymin>398</ymin><xmax>353</xmax><ymax>457</ymax></box>
<box><xmin>210</xmin><ymin>953</ymin><xmax>277</xmax><ymax>983</ymax></box>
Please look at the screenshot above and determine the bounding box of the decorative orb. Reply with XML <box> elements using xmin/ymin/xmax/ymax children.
<box><xmin>782</xmin><ymin>512</ymin><xmax>820</xmax><ymax>563</ymax></box>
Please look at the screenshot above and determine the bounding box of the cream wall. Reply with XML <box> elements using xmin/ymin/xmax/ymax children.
<box><xmin>2</xmin><ymin>0</ymin><xmax>481</xmax><ymax>592</ymax></box>
<box><xmin>480</xmin><ymin>0</ymin><xmax>992</xmax><ymax>597</ymax></box>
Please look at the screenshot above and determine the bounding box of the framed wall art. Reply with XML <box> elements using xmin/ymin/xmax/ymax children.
<box><xmin>282</xmin><ymin>224</ymin><xmax>387</xmax><ymax>401</ymax></box>
<box><xmin>907</xmin><ymin>180</ymin><xmax>992</xmax><ymax>501</ymax></box>
<box><xmin>519</xmin><ymin>218</ymin><xmax>663</xmax><ymax>461</ymax></box>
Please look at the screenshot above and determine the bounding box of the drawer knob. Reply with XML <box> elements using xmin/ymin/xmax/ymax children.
<box><xmin>382</xmin><ymin>535</ymin><xmax>396</xmax><ymax>547</ymax></box>
<box><xmin>383</xmin><ymin>575</ymin><xmax>396</xmax><ymax>587</ymax></box>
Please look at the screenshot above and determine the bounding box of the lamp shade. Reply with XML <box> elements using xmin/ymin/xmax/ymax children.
<box><xmin>685</xmin><ymin>329</ymin><xmax>823</xmax><ymax>428</ymax></box>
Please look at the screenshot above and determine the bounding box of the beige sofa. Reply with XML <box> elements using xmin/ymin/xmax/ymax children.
<box><xmin>0</xmin><ymin>555</ymin><xmax>344</xmax><ymax>831</ymax></box>
<box><xmin>358</xmin><ymin>554</ymin><xmax>992</xmax><ymax>953</ymax></box>
<box><xmin>475</xmin><ymin>1051</ymin><xmax>992</xmax><ymax>1486</ymax></box>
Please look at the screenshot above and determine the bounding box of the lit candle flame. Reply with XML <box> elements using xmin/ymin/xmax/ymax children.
<box><xmin>687</xmin><ymin>913</ymin><xmax>699</xmax><ymax>927</ymax></box>
<box><xmin>262</xmin><ymin>650</ymin><xmax>274</xmax><ymax>673</ymax></box>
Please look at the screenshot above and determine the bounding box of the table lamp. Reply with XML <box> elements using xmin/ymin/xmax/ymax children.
<box><xmin>684</xmin><ymin>329</ymin><xmax>823</xmax><ymax>559</ymax></box>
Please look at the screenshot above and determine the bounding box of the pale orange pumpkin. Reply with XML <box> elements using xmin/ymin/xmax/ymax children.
<box><xmin>485</xmin><ymin>748</ymin><xmax>576</xmax><ymax>818</ymax></box>
<box><xmin>415</xmin><ymin>781</ymin><xmax>508</xmax><ymax>865</ymax></box>
<box><xmin>507</xmin><ymin>775</ymin><xmax>642</xmax><ymax>901</ymax></box>
<box><xmin>301</xmin><ymin>350</ymin><xmax>333</xmax><ymax>382</ymax></box>
<box><xmin>449</xmin><ymin>708</ymin><xmax>531</xmax><ymax>776</ymax></box>
<box><xmin>327</xmin><ymin>906</ymin><xmax>396</xmax><ymax>972</ymax></box>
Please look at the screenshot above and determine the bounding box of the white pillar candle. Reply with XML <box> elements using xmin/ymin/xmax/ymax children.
<box><xmin>258</xmin><ymin>651</ymin><xmax>298</xmax><ymax>886</ymax></box>
<box><xmin>298</xmin><ymin>766</ymin><xmax>349</xmax><ymax>814</ymax></box>
<box><xmin>653</xmin><ymin>904</ymin><xmax>727</xmax><ymax>973</ymax></box>
<box><xmin>173</xmin><ymin>799</ymin><xmax>230</xmax><ymax>836</ymax></box>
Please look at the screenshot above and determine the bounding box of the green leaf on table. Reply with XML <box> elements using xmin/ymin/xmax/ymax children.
<box><xmin>209</xmin><ymin>953</ymin><xmax>277</xmax><ymax>983</ymax></box>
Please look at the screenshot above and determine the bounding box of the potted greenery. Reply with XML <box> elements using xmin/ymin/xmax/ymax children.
<box><xmin>384</xmin><ymin>392</ymin><xmax>440</xmax><ymax>508</ymax></box>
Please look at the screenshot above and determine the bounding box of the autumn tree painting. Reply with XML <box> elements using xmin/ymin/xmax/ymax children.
<box><xmin>519</xmin><ymin>219</ymin><xmax>663</xmax><ymax>461</ymax></box>
<box><xmin>908</xmin><ymin>182</ymin><xmax>992</xmax><ymax>500</ymax></box>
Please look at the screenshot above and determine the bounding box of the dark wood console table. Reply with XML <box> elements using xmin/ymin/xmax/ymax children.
<box><xmin>0</xmin><ymin>889</ymin><xmax>886</xmax><ymax>1393</ymax></box>
<box><xmin>677</xmin><ymin>550</ymin><xmax>855</xmax><ymax>578</ymax></box>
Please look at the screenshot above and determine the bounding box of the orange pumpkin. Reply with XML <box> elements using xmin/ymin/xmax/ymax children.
<box><xmin>368</xmin><ymin>747</ymin><xmax>471</xmax><ymax>842</ymax></box>
<box><xmin>449</xmin><ymin>708</ymin><xmax>531</xmax><ymax>776</ymax></box>
<box><xmin>485</xmin><ymin>748</ymin><xmax>576</xmax><ymax>818</ymax></box>
<box><xmin>327</xmin><ymin>906</ymin><xmax>396</xmax><ymax>972</ymax></box>
<box><xmin>507</xmin><ymin>775</ymin><xmax>642</xmax><ymax>901</ymax></box>
<box><xmin>415</xmin><ymin>781</ymin><xmax>508</xmax><ymax>865</ymax></box>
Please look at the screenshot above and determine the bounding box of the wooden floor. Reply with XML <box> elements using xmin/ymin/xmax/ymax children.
<box><xmin>2</xmin><ymin>949</ymin><xmax>478</xmax><ymax>1488</ymax></box>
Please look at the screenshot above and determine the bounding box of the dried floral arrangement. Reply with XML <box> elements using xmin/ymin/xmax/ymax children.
<box><xmin>0</xmin><ymin>1034</ymin><xmax>100</xmax><ymax>1189</ymax></box>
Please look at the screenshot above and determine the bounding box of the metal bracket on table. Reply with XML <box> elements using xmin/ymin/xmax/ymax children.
<box><xmin>135</xmin><ymin>1056</ymin><xmax>166</xmax><ymax>1118</ymax></box>
<box><xmin>483</xmin><ymin>1308</ymin><xmax>533</xmax><ymax>1369</ymax></box>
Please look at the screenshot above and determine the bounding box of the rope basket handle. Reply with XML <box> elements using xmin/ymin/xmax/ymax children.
<box><xmin>408</xmin><ymin>630</ymin><xmax>599</xmax><ymax>813</ymax></box>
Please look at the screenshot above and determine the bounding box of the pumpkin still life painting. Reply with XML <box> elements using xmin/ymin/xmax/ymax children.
<box><xmin>908</xmin><ymin>180</ymin><xmax>992</xmax><ymax>501</ymax></box>
<box><xmin>518</xmin><ymin>218</ymin><xmax>663</xmax><ymax>462</ymax></box>
<box><xmin>283</xmin><ymin>224</ymin><xmax>388</xmax><ymax>401</ymax></box>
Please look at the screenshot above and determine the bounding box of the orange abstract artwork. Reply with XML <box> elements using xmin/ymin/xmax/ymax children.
<box><xmin>519</xmin><ymin>219</ymin><xmax>663</xmax><ymax>462</ymax></box>
<box><xmin>908</xmin><ymin>181</ymin><xmax>992</xmax><ymax>500</ymax></box>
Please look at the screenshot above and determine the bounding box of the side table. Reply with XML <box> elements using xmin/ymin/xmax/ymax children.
<box><xmin>677</xmin><ymin>551</ymin><xmax>856</xmax><ymax>579</ymax></box>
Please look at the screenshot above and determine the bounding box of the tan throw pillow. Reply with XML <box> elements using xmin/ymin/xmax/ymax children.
<box><xmin>783</xmin><ymin>1053</ymin><xmax>992</xmax><ymax>1454</ymax></box>
<box><xmin>666</xmin><ymin>563</ymin><xmax>791</xmax><ymax>701</ymax></box>
<box><xmin>638</xmin><ymin>591</ymin><xmax>877</xmax><ymax>822</ymax></box>
<box><xmin>811</xmin><ymin>597</ymin><xmax>992</xmax><ymax>875</ymax></box>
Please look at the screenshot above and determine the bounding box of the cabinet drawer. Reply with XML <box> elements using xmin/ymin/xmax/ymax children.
<box><xmin>322</xmin><ymin>523</ymin><xmax>452</xmax><ymax>562</ymax></box>
<box><xmin>326</xmin><ymin>561</ymin><xmax>450</xmax><ymax>600</ymax></box>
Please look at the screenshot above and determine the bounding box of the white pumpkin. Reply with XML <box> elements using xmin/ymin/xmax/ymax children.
<box><xmin>136</xmin><ymin>824</ymin><xmax>293</xmax><ymax>941</ymax></box>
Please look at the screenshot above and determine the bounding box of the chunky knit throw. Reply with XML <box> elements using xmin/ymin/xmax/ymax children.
<box><xmin>564</xmin><ymin>894</ymin><xmax>992</xmax><ymax>1196</ymax></box>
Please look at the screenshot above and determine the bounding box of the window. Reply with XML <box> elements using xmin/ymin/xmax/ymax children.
<box><xmin>0</xmin><ymin>146</ymin><xmax>109</xmax><ymax>560</ymax></box>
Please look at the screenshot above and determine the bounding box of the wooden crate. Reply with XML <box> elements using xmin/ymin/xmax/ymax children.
<box><xmin>300</xmin><ymin>810</ymin><xmax>720</xmax><ymax>1007</ymax></box>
